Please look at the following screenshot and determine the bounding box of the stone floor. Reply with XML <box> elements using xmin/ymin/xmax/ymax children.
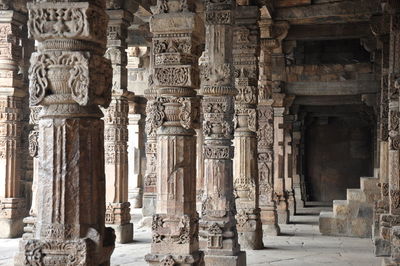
<box><xmin>0</xmin><ymin>204</ymin><xmax>380</xmax><ymax>266</ymax></box>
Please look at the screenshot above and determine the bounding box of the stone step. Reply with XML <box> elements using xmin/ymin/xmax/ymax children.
<box><xmin>347</xmin><ymin>188</ymin><xmax>366</xmax><ymax>202</ymax></box>
<box><xmin>333</xmin><ymin>200</ymin><xmax>349</xmax><ymax>217</ymax></box>
<box><xmin>360</xmin><ymin>177</ymin><xmax>379</xmax><ymax>192</ymax></box>
<box><xmin>319</xmin><ymin>211</ymin><xmax>347</xmax><ymax>236</ymax></box>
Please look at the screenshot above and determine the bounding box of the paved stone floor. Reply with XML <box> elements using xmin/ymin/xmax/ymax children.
<box><xmin>0</xmin><ymin>205</ymin><xmax>380</xmax><ymax>266</ymax></box>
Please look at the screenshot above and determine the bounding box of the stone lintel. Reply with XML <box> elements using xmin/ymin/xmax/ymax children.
<box><xmin>275</xmin><ymin>0</ymin><xmax>381</xmax><ymax>25</ymax></box>
<box><xmin>294</xmin><ymin>95</ymin><xmax>363</xmax><ymax>106</ymax></box>
<box><xmin>286</xmin><ymin>80</ymin><xmax>379</xmax><ymax>96</ymax></box>
<box><xmin>286</xmin><ymin>22</ymin><xmax>371</xmax><ymax>41</ymax></box>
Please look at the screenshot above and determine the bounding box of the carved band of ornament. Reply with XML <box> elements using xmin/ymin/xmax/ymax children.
<box><xmin>155</xmin><ymin>54</ymin><xmax>195</xmax><ymax>66</ymax></box>
<box><xmin>154</xmin><ymin>66</ymin><xmax>192</xmax><ymax>87</ymax></box>
<box><xmin>24</xmin><ymin>239</ymin><xmax>89</xmax><ymax>265</ymax></box>
<box><xmin>380</xmin><ymin>182</ymin><xmax>389</xmax><ymax>197</ymax></box>
<box><xmin>29</xmin><ymin>106</ymin><xmax>42</xmax><ymax>125</ymax></box>
<box><xmin>145</xmin><ymin>100</ymin><xmax>165</xmax><ymax>135</ymax></box>
<box><xmin>153</xmin><ymin>38</ymin><xmax>192</xmax><ymax>55</ymax></box>
<box><xmin>261</xmin><ymin>39</ymin><xmax>279</xmax><ymax>50</ymax></box>
<box><xmin>144</xmin><ymin>173</ymin><xmax>156</xmax><ymax>187</ymax></box>
<box><xmin>391</xmin><ymin>189</ymin><xmax>400</xmax><ymax>211</ymax></box>
<box><xmin>389</xmin><ymin>110</ymin><xmax>400</xmax><ymax>133</ymax></box>
<box><xmin>27</xmin><ymin>2</ymin><xmax>108</xmax><ymax>45</ymax></box>
<box><xmin>105</xmin><ymin>202</ymin><xmax>131</xmax><ymax>225</ymax></box>
<box><xmin>203</xmin><ymin>145</ymin><xmax>233</xmax><ymax>159</ymax></box>
<box><xmin>151</xmin><ymin>214</ymin><xmax>198</xmax><ymax>245</ymax></box>
<box><xmin>29</xmin><ymin>51</ymin><xmax>112</xmax><ymax>107</ymax></box>
<box><xmin>28</xmin><ymin>130</ymin><xmax>39</xmax><ymax>158</ymax></box>
<box><xmin>145</xmin><ymin>142</ymin><xmax>157</xmax><ymax>154</ymax></box>
<box><xmin>203</xmin><ymin>120</ymin><xmax>233</xmax><ymax>138</ymax></box>
<box><xmin>235</xmin><ymin>86</ymin><xmax>257</xmax><ymax>105</ymax></box>
<box><xmin>201</xmin><ymin>63</ymin><xmax>232</xmax><ymax>87</ymax></box>
<box><xmin>153</xmin><ymin>0</ymin><xmax>190</xmax><ymax>15</ymax></box>
<box><xmin>205</xmin><ymin>10</ymin><xmax>231</xmax><ymax>25</ymax></box>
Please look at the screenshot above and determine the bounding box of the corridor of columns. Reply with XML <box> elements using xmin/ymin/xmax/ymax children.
<box><xmin>0</xmin><ymin>0</ymin><xmax>396</xmax><ymax>265</ymax></box>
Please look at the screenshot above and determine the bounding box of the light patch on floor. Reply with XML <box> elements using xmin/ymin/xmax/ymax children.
<box><xmin>0</xmin><ymin>206</ymin><xmax>380</xmax><ymax>266</ymax></box>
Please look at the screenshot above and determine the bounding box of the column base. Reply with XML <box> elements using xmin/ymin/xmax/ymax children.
<box><xmin>129</xmin><ymin>187</ymin><xmax>143</xmax><ymax>209</ymax></box>
<box><xmin>107</xmin><ymin>223</ymin><xmax>133</xmax><ymax>244</ymax></box>
<box><xmin>204</xmin><ymin>251</ymin><xmax>246</xmax><ymax>266</ymax></box>
<box><xmin>237</xmin><ymin>230</ymin><xmax>263</xmax><ymax>250</ymax></box>
<box><xmin>262</xmin><ymin>224</ymin><xmax>280</xmax><ymax>236</ymax></box>
<box><xmin>374</xmin><ymin>238</ymin><xmax>391</xmax><ymax>257</ymax></box>
<box><xmin>260</xmin><ymin>205</ymin><xmax>280</xmax><ymax>236</ymax></box>
<box><xmin>0</xmin><ymin>216</ymin><xmax>23</xmax><ymax>238</ymax></box>
<box><xmin>142</xmin><ymin>193</ymin><xmax>156</xmax><ymax>217</ymax></box>
<box><xmin>277</xmin><ymin>209</ymin><xmax>289</xmax><ymax>224</ymax></box>
<box><xmin>145</xmin><ymin>251</ymin><xmax>203</xmax><ymax>266</ymax></box>
<box><xmin>15</xmin><ymin>237</ymin><xmax>114</xmax><ymax>265</ymax></box>
<box><xmin>288</xmin><ymin>198</ymin><xmax>295</xmax><ymax>217</ymax></box>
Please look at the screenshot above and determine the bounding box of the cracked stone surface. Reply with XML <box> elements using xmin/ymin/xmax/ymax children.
<box><xmin>0</xmin><ymin>206</ymin><xmax>380</xmax><ymax>265</ymax></box>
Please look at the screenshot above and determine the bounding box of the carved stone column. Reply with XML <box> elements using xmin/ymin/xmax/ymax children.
<box><xmin>371</xmin><ymin>13</ymin><xmax>391</xmax><ymax>257</ymax></box>
<box><xmin>15</xmin><ymin>0</ymin><xmax>115</xmax><ymax>264</ymax></box>
<box><xmin>272</xmin><ymin>102</ymin><xmax>289</xmax><ymax>224</ymax></box>
<box><xmin>196</xmin><ymin>126</ymin><xmax>205</xmax><ymax>214</ymax></box>
<box><xmin>198</xmin><ymin>0</ymin><xmax>246</xmax><ymax>264</ymax></box>
<box><xmin>284</xmin><ymin>114</ymin><xmax>295</xmax><ymax>216</ymax></box>
<box><xmin>257</xmin><ymin>12</ymin><xmax>289</xmax><ymax>230</ymax></box>
<box><xmin>127</xmin><ymin>95</ymin><xmax>146</xmax><ymax>209</ymax></box>
<box><xmin>232</xmin><ymin>3</ymin><xmax>263</xmax><ymax>250</ymax></box>
<box><xmin>144</xmin><ymin>2</ymin><xmax>203</xmax><ymax>265</ymax></box>
<box><xmin>0</xmin><ymin>7</ymin><xmax>26</xmax><ymax>238</ymax></box>
<box><xmin>143</xmin><ymin>86</ymin><xmax>158</xmax><ymax>219</ymax></box>
<box><xmin>22</xmin><ymin>106</ymin><xmax>41</xmax><ymax>240</ymax></box>
<box><xmin>104</xmin><ymin>7</ymin><xmax>134</xmax><ymax>244</ymax></box>
<box><xmin>292</xmin><ymin>122</ymin><xmax>304</xmax><ymax>211</ymax></box>
<box><xmin>383</xmin><ymin>1</ymin><xmax>400</xmax><ymax>264</ymax></box>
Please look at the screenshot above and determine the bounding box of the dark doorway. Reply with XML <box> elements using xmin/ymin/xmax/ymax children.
<box><xmin>304</xmin><ymin>114</ymin><xmax>373</xmax><ymax>202</ymax></box>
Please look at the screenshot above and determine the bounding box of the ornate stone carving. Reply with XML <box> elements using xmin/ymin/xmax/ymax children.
<box><xmin>29</xmin><ymin>51</ymin><xmax>112</xmax><ymax>107</ymax></box>
<box><xmin>199</xmin><ymin>0</ymin><xmax>246</xmax><ymax>262</ymax></box>
<box><xmin>16</xmin><ymin>0</ymin><xmax>114</xmax><ymax>263</ymax></box>
<box><xmin>145</xmin><ymin>4</ymin><xmax>202</xmax><ymax>264</ymax></box>
<box><xmin>28</xmin><ymin>3</ymin><xmax>108</xmax><ymax>45</ymax></box>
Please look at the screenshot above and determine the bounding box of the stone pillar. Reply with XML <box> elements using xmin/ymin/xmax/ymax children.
<box><xmin>371</xmin><ymin>13</ymin><xmax>391</xmax><ymax>257</ymax></box>
<box><xmin>127</xmin><ymin>96</ymin><xmax>145</xmax><ymax>209</ymax></box>
<box><xmin>284</xmin><ymin>115</ymin><xmax>295</xmax><ymax>217</ymax></box>
<box><xmin>15</xmin><ymin>0</ymin><xmax>115</xmax><ymax>264</ymax></box>
<box><xmin>104</xmin><ymin>7</ymin><xmax>134</xmax><ymax>244</ymax></box>
<box><xmin>144</xmin><ymin>3</ymin><xmax>203</xmax><ymax>265</ymax></box>
<box><xmin>22</xmin><ymin>106</ymin><xmax>41</xmax><ymax>240</ymax></box>
<box><xmin>383</xmin><ymin>1</ymin><xmax>400</xmax><ymax>264</ymax></box>
<box><xmin>0</xmin><ymin>7</ymin><xmax>26</xmax><ymax>238</ymax></box>
<box><xmin>272</xmin><ymin>103</ymin><xmax>289</xmax><ymax>224</ymax></box>
<box><xmin>292</xmin><ymin>122</ymin><xmax>304</xmax><ymax>211</ymax></box>
<box><xmin>257</xmin><ymin>14</ymin><xmax>288</xmax><ymax>235</ymax></box>
<box><xmin>143</xmin><ymin>87</ymin><xmax>158</xmax><ymax>219</ymax></box>
<box><xmin>232</xmin><ymin>3</ymin><xmax>263</xmax><ymax>250</ymax></box>
<box><xmin>198</xmin><ymin>0</ymin><xmax>246</xmax><ymax>264</ymax></box>
<box><xmin>196</xmin><ymin>127</ymin><xmax>205</xmax><ymax>214</ymax></box>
